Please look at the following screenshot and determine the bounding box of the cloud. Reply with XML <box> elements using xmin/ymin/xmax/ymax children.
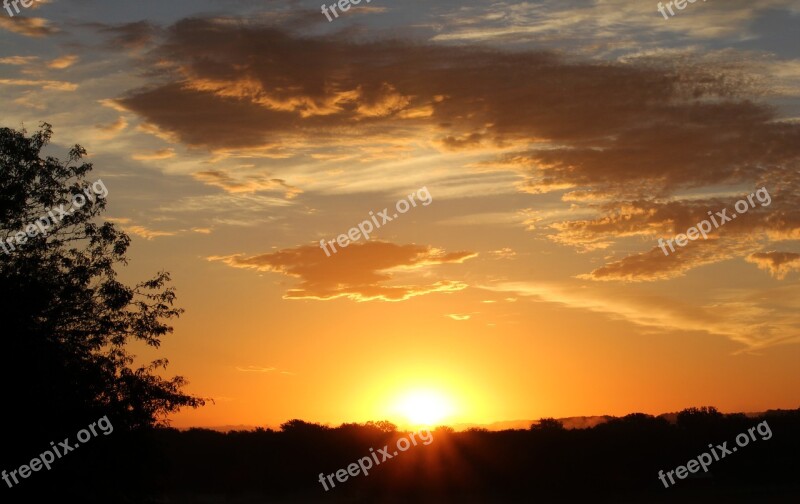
<box><xmin>236</xmin><ymin>365</ymin><xmax>276</xmax><ymax>372</ymax></box>
<box><xmin>156</xmin><ymin>193</ymin><xmax>294</xmax><ymax>225</ymax></box>
<box><xmin>95</xmin><ymin>117</ymin><xmax>128</xmax><ymax>135</ymax></box>
<box><xmin>123</xmin><ymin>225</ymin><xmax>177</xmax><ymax>240</ymax></box>
<box><xmin>582</xmin><ymin>238</ymin><xmax>760</xmax><ymax>282</ymax></box>
<box><xmin>106</xmin><ymin>218</ymin><xmax>176</xmax><ymax>240</ymax></box>
<box><xmin>489</xmin><ymin>248</ymin><xmax>516</xmax><ymax>259</ymax></box>
<box><xmin>746</xmin><ymin>251</ymin><xmax>800</xmax><ymax>280</ymax></box>
<box><xmin>555</xmin><ymin>190</ymin><xmax>797</xmax><ymax>279</ymax></box>
<box><xmin>99</xmin><ymin>98</ymin><xmax>131</xmax><ymax>113</ymax></box>
<box><xmin>112</xmin><ymin>19</ymin><xmax>594</xmax><ymax>151</ymax></box>
<box><xmin>236</xmin><ymin>365</ymin><xmax>296</xmax><ymax>375</ymax></box>
<box><xmin>111</xmin><ymin>18</ymin><xmax>800</xmax><ymax>281</ymax></box>
<box><xmin>0</xmin><ymin>56</ymin><xmax>38</xmax><ymax>65</ymax></box>
<box><xmin>132</xmin><ymin>148</ymin><xmax>176</xmax><ymax>161</ymax></box>
<box><xmin>47</xmin><ymin>55</ymin><xmax>78</xmax><ymax>69</ymax></box>
<box><xmin>0</xmin><ymin>78</ymin><xmax>76</xmax><ymax>91</ymax></box>
<box><xmin>486</xmin><ymin>280</ymin><xmax>800</xmax><ymax>350</ymax></box>
<box><xmin>95</xmin><ymin>20</ymin><xmax>160</xmax><ymax>49</ymax></box>
<box><xmin>208</xmin><ymin>242</ymin><xmax>476</xmax><ymax>302</ymax></box>
<box><xmin>438</xmin><ymin>132</ymin><xmax>487</xmax><ymax>151</ymax></box>
<box><xmin>431</xmin><ymin>0</ymin><xmax>800</xmax><ymax>47</ymax></box>
<box><xmin>114</xmin><ymin>19</ymin><xmax>798</xmax><ymax>168</ymax></box>
<box><xmin>447</xmin><ymin>314</ymin><xmax>471</xmax><ymax>321</ymax></box>
<box><xmin>193</xmin><ymin>170</ymin><xmax>302</xmax><ymax>198</ymax></box>
<box><xmin>0</xmin><ymin>16</ymin><xmax>58</xmax><ymax>37</ymax></box>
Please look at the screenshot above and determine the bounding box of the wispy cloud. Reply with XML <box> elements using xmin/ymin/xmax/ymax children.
<box><xmin>236</xmin><ymin>365</ymin><xmax>295</xmax><ymax>375</ymax></box>
<box><xmin>132</xmin><ymin>148</ymin><xmax>176</xmax><ymax>161</ymax></box>
<box><xmin>431</xmin><ymin>0</ymin><xmax>800</xmax><ymax>48</ymax></box>
<box><xmin>486</xmin><ymin>281</ymin><xmax>800</xmax><ymax>351</ymax></box>
<box><xmin>123</xmin><ymin>225</ymin><xmax>177</xmax><ymax>240</ymax></box>
<box><xmin>0</xmin><ymin>56</ymin><xmax>38</xmax><ymax>65</ymax></box>
<box><xmin>193</xmin><ymin>170</ymin><xmax>302</xmax><ymax>199</ymax></box>
<box><xmin>0</xmin><ymin>78</ymin><xmax>76</xmax><ymax>91</ymax></box>
<box><xmin>0</xmin><ymin>16</ymin><xmax>58</xmax><ymax>37</ymax></box>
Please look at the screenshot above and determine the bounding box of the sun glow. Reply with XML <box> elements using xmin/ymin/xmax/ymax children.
<box><xmin>391</xmin><ymin>389</ymin><xmax>456</xmax><ymax>426</ymax></box>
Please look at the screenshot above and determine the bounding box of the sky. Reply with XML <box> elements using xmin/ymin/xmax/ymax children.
<box><xmin>1</xmin><ymin>0</ymin><xmax>800</xmax><ymax>430</ymax></box>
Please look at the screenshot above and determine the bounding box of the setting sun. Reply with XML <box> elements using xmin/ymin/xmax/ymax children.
<box><xmin>391</xmin><ymin>389</ymin><xmax>456</xmax><ymax>426</ymax></box>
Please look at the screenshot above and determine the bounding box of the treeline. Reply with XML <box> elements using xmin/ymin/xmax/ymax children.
<box><xmin>31</xmin><ymin>406</ymin><xmax>796</xmax><ymax>503</ymax></box>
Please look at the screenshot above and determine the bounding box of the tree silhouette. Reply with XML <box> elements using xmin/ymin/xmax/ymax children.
<box><xmin>530</xmin><ymin>417</ymin><xmax>565</xmax><ymax>431</ymax></box>
<box><xmin>0</xmin><ymin>124</ymin><xmax>204</xmax><ymax>484</ymax></box>
<box><xmin>128</xmin><ymin>409</ymin><xmax>800</xmax><ymax>502</ymax></box>
<box><xmin>676</xmin><ymin>406</ymin><xmax>724</xmax><ymax>432</ymax></box>
<box><xmin>280</xmin><ymin>419</ymin><xmax>330</xmax><ymax>434</ymax></box>
<box><xmin>365</xmin><ymin>420</ymin><xmax>398</xmax><ymax>433</ymax></box>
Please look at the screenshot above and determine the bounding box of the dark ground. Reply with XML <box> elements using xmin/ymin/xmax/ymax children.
<box><xmin>4</xmin><ymin>408</ymin><xmax>799</xmax><ymax>503</ymax></box>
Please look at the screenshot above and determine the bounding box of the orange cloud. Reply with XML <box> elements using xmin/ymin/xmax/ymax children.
<box><xmin>0</xmin><ymin>16</ymin><xmax>57</xmax><ymax>37</ymax></box>
<box><xmin>193</xmin><ymin>170</ymin><xmax>302</xmax><ymax>198</ymax></box>
<box><xmin>746</xmin><ymin>251</ymin><xmax>800</xmax><ymax>280</ymax></box>
<box><xmin>208</xmin><ymin>242</ymin><xmax>476</xmax><ymax>302</ymax></box>
<box><xmin>0</xmin><ymin>78</ymin><xmax>76</xmax><ymax>91</ymax></box>
<box><xmin>95</xmin><ymin>117</ymin><xmax>128</xmax><ymax>135</ymax></box>
<box><xmin>489</xmin><ymin>248</ymin><xmax>516</xmax><ymax>259</ymax></box>
<box><xmin>550</xmin><ymin>192</ymin><xmax>798</xmax><ymax>279</ymax></box>
<box><xmin>582</xmin><ymin>238</ymin><xmax>760</xmax><ymax>282</ymax></box>
<box><xmin>132</xmin><ymin>148</ymin><xmax>176</xmax><ymax>161</ymax></box>
<box><xmin>124</xmin><ymin>225</ymin><xmax>176</xmax><ymax>240</ymax></box>
<box><xmin>47</xmin><ymin>55</ymin><xmax>78</xmax><ymax>69</ymax></box>
<box><xmin>0</xmin><ymin>56</ymin><xmax>38</xmax><ymax>65</ymax></box>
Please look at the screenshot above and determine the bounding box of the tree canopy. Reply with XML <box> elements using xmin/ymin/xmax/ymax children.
<box><xmin>0</xmin><ymin>123</ymin><xmax>203</xmax><ymax>455</ymax></box>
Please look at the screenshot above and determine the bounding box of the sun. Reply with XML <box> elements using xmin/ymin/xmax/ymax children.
<box><xmin>391</xmin><ymin>389</ymin><xmax>455</xmax><ymax>426</ymax></box>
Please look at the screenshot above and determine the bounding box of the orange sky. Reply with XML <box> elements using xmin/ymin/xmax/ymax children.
<box><xmin>2</xmin><ymin>0</ymin><xmax>800</xmax><ymax>429</ymax></box>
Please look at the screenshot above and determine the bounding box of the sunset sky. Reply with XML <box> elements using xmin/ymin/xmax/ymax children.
<box><xmin>2</xmin><ymin>0</ymin><xmax>800</xmax><ymax>430</ymax></box>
